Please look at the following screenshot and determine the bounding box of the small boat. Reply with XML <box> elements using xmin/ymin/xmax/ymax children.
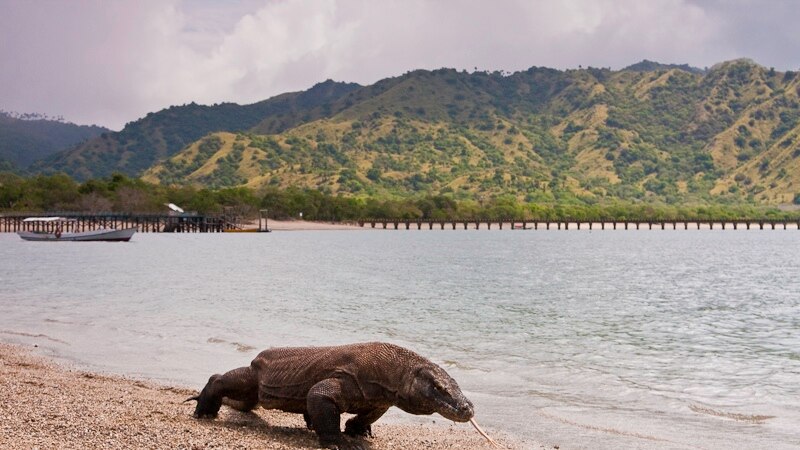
<box><xmin>17</xmin><ymin>217</ymin><xmax>137</xmax><ymax>242</ymax></box>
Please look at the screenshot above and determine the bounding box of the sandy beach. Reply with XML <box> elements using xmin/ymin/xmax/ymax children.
<box><xmin>0</xmin><ymin>343</ymin><xmax>531</xmax><ymax>449</ymax></box>
<box><xmin>263</xmin><ymin>219</ymin><xmax>366</xmax><ymax>231</ymax></box>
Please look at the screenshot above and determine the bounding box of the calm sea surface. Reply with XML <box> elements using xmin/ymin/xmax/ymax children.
<box><xmin>1</xmin><ymin>230</ymin><xmax>798</xmax><ymax>449</ymax></box>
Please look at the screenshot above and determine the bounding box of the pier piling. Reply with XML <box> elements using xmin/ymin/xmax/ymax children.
<box><xmin>348</xmin><ymin>218</ymin><xmax>799</xmax><ymax>231</ymax></box>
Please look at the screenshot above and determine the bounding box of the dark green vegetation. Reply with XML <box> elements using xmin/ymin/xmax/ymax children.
<box><xmin>2</xmin><ymin>173</ymin><xmax>797</xmax><ymax>222</ymax></box>
<box><xmin>0</xmin><ymin>111</ymin><xmax>108</xmax><ymax>171</ymax></box>
<box><xmin>30</xmin><ymin>80</ymin><xmax>360</xmax><ymax>180</ymax></box>
<box><xmin>622</xmin><ymin>60</ymin><xmax>705</xmax><ymax>74</ymax></box>
<box><xmin>8</xmin><ymin>59</ymin><xmax>800</xmax><ymax>213</ymax></box>
<box><xmin>141</xmin><ymin>59</ymin><xmax>800</xmax><ymax>206</ymax></box>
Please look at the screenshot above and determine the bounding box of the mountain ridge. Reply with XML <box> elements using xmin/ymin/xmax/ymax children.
<box><xmin>30</xmin><ymin>80</ymin><xmax>361</xmax><ymax>180</ymax></box>
<box><xmin>24</xmin><ymin>59</ymin><xmax>800</xmax><ymax>205</ymax></box>
<box><xmin>0</xmin><ymin>111</ymin><xmax>109</xmax><ymax>171</ymax></box>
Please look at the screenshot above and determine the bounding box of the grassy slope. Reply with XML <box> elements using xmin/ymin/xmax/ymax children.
<box><xmin>91</xmin><ymin>61</ymin><xmax>800</xmax><ymax>205</ymax></box>
<box><xmin>31</xmin><ymin>81</ymin><xmax>361</xmax><ymax>181</ymax></box>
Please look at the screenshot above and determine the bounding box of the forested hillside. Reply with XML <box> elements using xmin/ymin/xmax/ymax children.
<box><xmin>31</xmin><ymin>80</ymin><xmax>360</xmax><ymax>180</ymax></box>
<box><xmin>143</xmin><ymin>59</ymin><xmax>800</xmax><ymax>205</ymax></box>
<box><xmin>0</xmin><ymin>112</ymin><xmax>108</xmax><ymax>171</ymax></box>
<box><xmin>16</xmin><ymin>59</ymin><xmax>800</xmax><ymax>206</ymax></box>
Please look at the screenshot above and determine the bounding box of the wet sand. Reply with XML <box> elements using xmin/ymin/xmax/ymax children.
<box><xmin>0</xmin><ymin>343</ymin><xmax>532</xmax><ymax>449</ymax></box>
<box><xmin>264</xmin><ymin>219</ymin><xmax>366</xmax><ymax>231</ymax></box>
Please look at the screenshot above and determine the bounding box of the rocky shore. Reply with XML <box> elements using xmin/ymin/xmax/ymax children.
<box><xmin>0</xmin><ymin>343</ymin><xmax>531</xmax><ymax>449</ymax></box>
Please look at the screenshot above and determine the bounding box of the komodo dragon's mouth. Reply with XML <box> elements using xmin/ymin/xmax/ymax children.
<box><xmin>436</xmin><ymin>397</ymin><xmax>474</xmax><ymax>422</ymax></box>
<box><xmin>436</xmin><ymin>400</ymin><xmax>501</xmax><ymax>447</ymax></box>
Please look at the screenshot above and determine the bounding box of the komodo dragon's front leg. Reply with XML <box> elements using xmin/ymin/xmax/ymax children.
<box><xmin>344</xmin><ymin>406</ymin><xmax>389</xmax><ymax>438</ymax></box>
<box><xmin>192</xmin><ymin>366</ymin><xmax>259</xmax><ymax>419</ymax></box>
<box><xmin>307</xmin><ymin>378</ymin><xmax>368</xmax><ymax>450</ymax></box>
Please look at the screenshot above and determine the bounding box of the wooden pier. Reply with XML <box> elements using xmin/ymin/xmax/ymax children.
<box><xmin>5</xmin><ymin>215</ymin><xmax>799</xmax><ymax>233</ymax></box>
<box><xmin>0</xmin><ymin>213</ymin><xmax>235</xmax><ymax>233</ymax></box>
<box><xmin>356</xmin><ymin>219</ymin><xmax>800</xmax><ymax>231</ymax></box>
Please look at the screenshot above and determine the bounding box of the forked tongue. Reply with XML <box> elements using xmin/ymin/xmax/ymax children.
<box><xmin>469</xmin><ymin>417</ymin><xmax>502</xmax><ymax>448</ymax></box>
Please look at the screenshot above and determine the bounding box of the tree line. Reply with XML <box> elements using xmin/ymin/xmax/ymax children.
<box><xmin>1</xmin><ymin>172</ymin><xmax>798</xmax><ymax>222</ymax></box>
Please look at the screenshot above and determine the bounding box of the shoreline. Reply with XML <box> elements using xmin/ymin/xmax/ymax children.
<box><xmin>0</xmin><ymin>342</ymin><xmax>532</xmax><ymax>449</ymax></box>
<box><xmin>254</xmin><ymin>219</ymin><xmax>366</xmax><ymax>231</ymax></box>
<box><xmin>1</xmin><ymin>217</ymin><xmax>797</xmax><ymax>233</ymax></box>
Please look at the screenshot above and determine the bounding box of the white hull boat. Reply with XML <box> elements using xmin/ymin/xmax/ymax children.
<box><xmin>18</xmin><ymin>227</ymin><xmax>137</xmax><ymax>242</ymax></box>
<box><xmin>17</xmin><ymin>217</ymin><xmax>137</xmax><ymax>242</ymax></box>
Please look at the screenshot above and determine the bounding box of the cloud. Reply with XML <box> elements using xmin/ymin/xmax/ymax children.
<box><xmin>0</xmin><ymin>0</ymin><xmax>797</xmax><ymax>129</ymax></box>
<box><xmin>1</xmin><ymin>1</ymin><xmax>188</xmax><ymax>128</ymax></box>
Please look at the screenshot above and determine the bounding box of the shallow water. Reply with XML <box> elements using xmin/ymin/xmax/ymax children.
<box><xmin>1</xmin><ymin>230</ymin><xmax>799</xmax><ymax>449</ymax></box>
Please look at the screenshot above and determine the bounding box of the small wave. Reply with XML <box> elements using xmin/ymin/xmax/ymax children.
<box><xmin>207</xmin><ymin>337</ymin><xmax>256</xmax><ymax>353</ymax></box>
<box><xmin>442</xmin><ymin>359</ymin><xmax>477</xmax><ymax>371</ymax></box>
<box><xmin>233</xmin><ymin>342</ymin><xmax>257</xmax><ymax>353</ymax></box>
<box><xmin>539</xmin><ymin>411</ymin><xmax>674</xmax><ymax>443</ymax></box>
<box><xmin>44</xmin><ymin>318</ymin><xmax>74</xmax><ymax>324</ymax></box>
<box><xmin>0</xmin><ymin>330</ymin><xmax>69</xmax><ymax>345</ymax></box>
<box><xmin>689</xmin><ymin>404</ymin><xmax>774</xmax><ymax>424</ymax></box>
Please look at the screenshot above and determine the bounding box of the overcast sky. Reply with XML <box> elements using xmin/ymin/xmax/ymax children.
<box><xmin>2</xmin><ymin>0</ymin><xmax>799</xmax><ymax>130</ymax></box>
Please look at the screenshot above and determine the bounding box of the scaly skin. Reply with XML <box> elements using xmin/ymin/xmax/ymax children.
<box><xmin>190</xmin><ymin>342</ymin><xmax>475</xmax><ymax>450</ymax></box>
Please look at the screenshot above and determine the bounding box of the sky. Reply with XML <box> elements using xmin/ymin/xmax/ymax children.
<box><xmin>1</xmin><ymin>0</ymin><xmax>799</xmax><ymax>130</ymax></box>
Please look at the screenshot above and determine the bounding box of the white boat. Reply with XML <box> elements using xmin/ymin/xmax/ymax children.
<box><xmin>17</xmin><ymin>217</ymin><xmax>137</xmax><ymax>242</ymax></box>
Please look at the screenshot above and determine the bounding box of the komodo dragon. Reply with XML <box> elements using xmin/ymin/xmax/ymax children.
<box><xmin>187</xmin><ymin>342</ymin><xmax>498</xmax><ymax>449</ymax></box>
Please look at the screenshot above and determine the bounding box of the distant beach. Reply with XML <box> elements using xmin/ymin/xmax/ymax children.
<box><xmin>0</xmin><ymin>343</ymin><xmax>529</xmax><ymax>450</ymax></box>
<box><xmin>255</xmin><ymin>219</ymin><xmax>366</xmax><ymax>231</ymax></box>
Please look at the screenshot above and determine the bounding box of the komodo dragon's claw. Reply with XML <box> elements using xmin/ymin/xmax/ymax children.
<box><xmin>323</xmin><ymin>440</ymin><xmax>367</xmax><ymax>450</ymax></box>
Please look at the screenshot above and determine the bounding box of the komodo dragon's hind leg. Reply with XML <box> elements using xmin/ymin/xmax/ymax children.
<box><xmin>344</xmin><ymin>406</ymin><xmax>389</xmax><ymax>438</ymax></box>
<box><xmin>192</xmin><ymin>366</ymin><xmax>258</xmax><ymax>419</ymax></box>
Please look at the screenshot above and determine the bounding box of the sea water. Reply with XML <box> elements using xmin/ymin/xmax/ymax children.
<box><xmin>1</xmin><ymin>230</ymin><xmax>798</xmax><ymax>449</ymax></box>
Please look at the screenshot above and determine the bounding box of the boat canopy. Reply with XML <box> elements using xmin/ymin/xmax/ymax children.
<box><xmin>22</xmin><ymin>217</ymin><xmax>77</xmax><ymax>222</ymax></box>
<box><xmin>165</xmin><ymin>203</ymin><xmax>184</xmax><ymax>213</ymax></box>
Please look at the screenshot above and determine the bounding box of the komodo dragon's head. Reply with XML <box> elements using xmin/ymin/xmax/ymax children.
<box><xmin>399</xmin><ymin>364</ymin><xmax>475</xmax><ymax>422</ymax></box>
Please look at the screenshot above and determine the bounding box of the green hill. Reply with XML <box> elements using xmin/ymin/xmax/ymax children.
<box><xmin>143</xmin><ymin>60</ymin><xmax>800</xmax><ymax>205</ymax></box>
<box><xmin>622</xmin><ymin>60</ymin><xmax>705</xmax><ymax>74</ymax></box>
<box><xmin>0</xmin><ymin>111</ymin><xmax>108</xmax><ymax>171</ymax></box>
<box><xmin>31</xmin><ymin>80</ymin><xmax>361</xmax><ymax>180</ymax></box>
